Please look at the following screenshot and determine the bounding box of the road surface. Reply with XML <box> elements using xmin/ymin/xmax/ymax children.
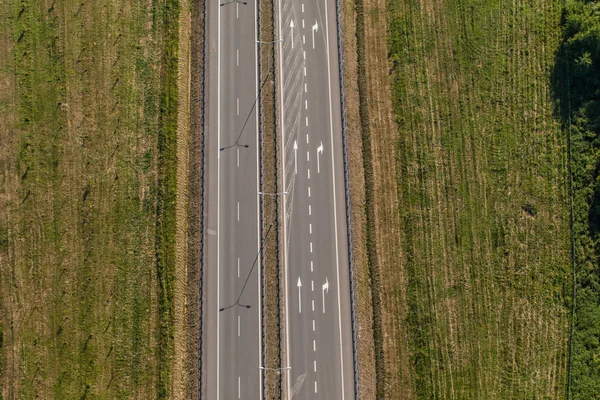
<box><xmin>204</xmin><ymin>0</ymin><xmax>262</xmax><ymax>398</ymax></box>
<box><xmin>278</xmin><ymin>0</ymin><xmax>356</xmax><ymax>398</ymax></box>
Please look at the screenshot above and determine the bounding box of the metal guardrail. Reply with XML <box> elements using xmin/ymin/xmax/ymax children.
<box><xmin>256</xmin><ymin>1</ymin><xmax>266</xmax><ymax>398</ymax></box>
<box><xmin>334</xmin><ymin>0</ymin><xmax>361</xmax><ymax>398</ymax></box>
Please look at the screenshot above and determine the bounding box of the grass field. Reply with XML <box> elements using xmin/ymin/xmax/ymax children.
<box><xmin>0</xmin><ymin>0</ymin><xmax>184</xmax><ymax>398</ymax></box>
<box><xmin>345</xmin><ymin>0</ymin><xmax>573</xmax><ymax>398</ymax></box>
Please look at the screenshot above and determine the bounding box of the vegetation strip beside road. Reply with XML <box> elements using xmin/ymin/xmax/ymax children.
<box><xmin>353</xmin><ymin>0</ymin><xmax>386</xmax><ymax>397</ymax></box>
<box><xmin>187</xmin><ymin>0</ymin><xmax>207</xmax><ymax>398</ymax></box>
<box><xmin>259</xmin><ymin>0</ymin><xmax>282</xmax><ymax>397</ymax></box>
<box><xmin>340</xmin><ymin>0</ymin><xmax>378</xmax><ymax>398</ymax></box>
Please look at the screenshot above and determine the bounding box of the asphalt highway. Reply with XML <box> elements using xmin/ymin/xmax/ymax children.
<box><xmin>204</xmin><ymin>0</ymin><xmax>262</xmax><ymax>398</ymax></box>
<box><xmin>278</xmin><ymin>0</ymin><xmax>356</xmax><ymax>398</ymax></box>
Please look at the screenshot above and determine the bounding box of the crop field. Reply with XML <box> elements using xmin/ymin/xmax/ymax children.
<box><xmin>346</xmin><ymin>0</ymin><xmax>574</xmax><ymax>398</ymax></box>
<box><xmin>0</xmin><ymin>0</ymin><xmax>186</xmax><ymax>398</ymax></box>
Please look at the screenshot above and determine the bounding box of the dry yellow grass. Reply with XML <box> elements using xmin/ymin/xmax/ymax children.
<box><xmin>341</xmin><ymin>0</ymin><xmax>378</xmax><ymax>398</ymax></box>
<box><xmin>174</xmin><ymin>0</ymin><xmax>192</xmax><ymax>398</ymax></box>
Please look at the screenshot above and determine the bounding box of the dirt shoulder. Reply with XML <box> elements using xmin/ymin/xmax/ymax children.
<box><xmin>174</xmin><ymin>0</ymin><xmax>193</xmax><ymax>398</ymax></box>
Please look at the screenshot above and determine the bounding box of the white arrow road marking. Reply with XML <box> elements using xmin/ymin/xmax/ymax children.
<box><xmin>293</xmin><ymin>140</ymin><xmax>298</xmax><ymax>174</ymax></box>
<box><xmin>297</xmin><ymin>277</ymin><xmax>302</xmax><ymax>313</ymax></box>
<box><xmin>312</xmin><ymin>21</ymin><xmax>318</xmax><ymax>49</ymax></box>
<box><xmin>290</xmin><ymin>20</ymin><xmax>295</xmax><ymax>49</ymax></box>
<box><xmin>322</xmin><ymin>277</ymin><xmax>329</xmax><ymax>313</ymax></box>
<box><xmin>317</xmin><ymin>141</ymin><xmax>323</xmax><ymax>173</ymax></box>
<box><xmin>290</xmin><ymin>373</ymin><xmax>307</xmax><ymax>398</ymax></box>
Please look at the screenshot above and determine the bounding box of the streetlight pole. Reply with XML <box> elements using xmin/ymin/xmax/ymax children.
<box><xmin>260</xmin><ymin>366</ymin><xmax>291</xmax><ymax>400</ymax></box>
<box><xmin>258</xmin><ymin>191</ymin><xmax>288</xmax><ymax>196</ymax></box>
<box><xmin>220</xmin><ymin>0</ymin><xmax>247</xmax><ymax>6</ymax></box>
<box><xmin>220</xmin><ymin>39</ymin><xmax>282</xmax><ymax>153</ymax></box>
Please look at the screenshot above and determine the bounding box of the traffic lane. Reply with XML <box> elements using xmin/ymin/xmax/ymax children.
<box><xmin>286</xmin><ymin>140</ymin><xmax>344</xmax><ymax>399</ymax></box>
<box><xmin>218</xmin><ymin>1</ymin><xmax>262</xmax><ymax>399</ymax></box>
<box><xmin>219</xmin><ymin>155</ymin><xmax>260</xmax><ymax>399</ymax></box>
<box><xmin>303</xmin><ymin>0</ymin><xmax>355</xmax><ymax>396</ymax></box>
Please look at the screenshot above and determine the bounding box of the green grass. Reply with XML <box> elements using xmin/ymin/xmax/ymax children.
<box><xmin>387</xmin><ymin>0</ymin><xmax>571</xmax><ymax>397</ymax></box>
<box><xmin>0</xmin><ymin>0</ymin><xmax>179</xmax><ymax>398</ymax></box>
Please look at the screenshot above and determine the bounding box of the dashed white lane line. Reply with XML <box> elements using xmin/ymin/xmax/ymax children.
<box><xmin>312</xmin><ymin>319</ymin><xmax>315</xmax><ymax>331</ymax></box>
<box><xmin>238</xmin><ymin>257</ymin><xmax>240</xmax><ymax>278</ymax></box>
<box><xmin>306</xmin><ymin>133</ymin><xmax>309</xmax><ymax>143</ymax></box>
<box><xmin>310</xmin><ymin>242</ymin><xmax>313</xmax><ymax>253</ymax></box>
<box><xmin>237</xmin><ymin>48</ymin><xmax>239</xmax><ymax>66</ymax></box>
<box><xmin>236</xmin><ymin>2</ymin><xmax>239</xmax><ymax>18</ymax></box>
<box><xmin>303</xmin><ymin>50</ymin><xmax>306</xmax><ymax>60</ymax></box>
<box><xmin>313</xmin><ymin>340</ymin><xmax>316</xmax><ymax>351</ymax></box>
<box><xmin>237</xmin><ymin>148</ymin><xmax>240</xmax><ymax>167</ymax></box>
<box><xmin>237</xmin><ymin>97</ymin><xmax>240</xmax><ymax>115</ymax></box>
<box><xmin>305</xmin><ymin>116</ymin><xmax>308</xmax><ymax>126</ymax></box>
<box><xmin>311</xmin><ymin>281</ymin><xmax>314</xmax><ymax>291</ymax></box>
<box><xmin>305</xmin><ymin>99</ymin><xmax>308</xmax><ymax>109</ymax></box>
<box><xmin>238</xmin><ymin>315</ymin><xmax>240</xmax><ymax>337</ymax></box>
<box><xmin>308</xmin><ymin>169</ymin><xmax>311</xmax><ymax>180</ymax></box>
<box><xmin>310</xmin><ymin>261</ymin><xmax>314</xmax><ymax>272</ymax></box>
<box><xmin>308</xmin><ymin>187</ymin><xmax>311</xmax><ymax>197</ymax></box>
<box><xmin>304</xmin><ymin>83</ymin><xmax>307</xmax><ymax>92</ymax></box>
<box><xmin>304</xmin><ymin>66</ymin><xmax>307</xmax><ymax>76</ymax></box>
<box><xmin>303</xmin><ymin>34</ymin><xmax>305</xmax><ymax>44</ymax></box>
<box><xmin>238</xmin><ymin>376</ymin><xmax>241</xmax><ymax>398</ymax></box>
<box><xmin>315</xmin><ymin>381</ymin><xmax>318</xmax><ymax>393</ymax></box>
<box><xmin>312</xmin><ymin>299</ymin><xmax>315</xmax><ymax>311</ymax></box>
<box><xmin>237</xmin><ymin>202</ymin><xmax>240</xmax><ymax>221</ymax></box>
<box><xmin>307</xmin><ymin>150</ymin><xmax>310</xmax><ymax>161</ymax></box>
<box><xmin>302</xmin><ymin>3</ymin><xmax>304</xmax><ymax>12</ymax></box>
<box><xmin>309</xmin><ymin>204</ymin><xmax>312</xmax><ymax>215</ymax></box>
<box><xmin>314</xmin><ymin>360</ymin><xmax>317</xmax><ymax>372</ymax></box>
<box><xmin>302</xmin><ymin>19</ymin><xmax>305</xmax><ymax>28</ymax></box>
<box><xmin>309</xmin><ymin>223</ymin><xmax>312</xmax><ymax>233</ymax></box>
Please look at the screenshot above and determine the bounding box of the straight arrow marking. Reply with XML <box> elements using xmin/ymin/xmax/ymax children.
<box><xmin>294</xmin><ymin>140</ymin><xmax>298</xmax><ymax>174</ymax></box>
<box><xmin>297</xmin><ymin>277</ymin><xmax>302</xmax><ymax>313</ymax></box>
<box><xmin>322</xmin><ymin>277</ymin><xmax>329</xmax><ymax>313</ymax></box>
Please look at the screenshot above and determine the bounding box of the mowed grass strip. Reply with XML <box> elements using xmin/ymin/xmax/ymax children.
<box><xmin>0</xmin><ymin>0</ymin><xmax>180</xmax><ymax>398</ymax></box>
<box><xmin>384</xmin><ymin>0</ymin><xmax>571</xmax><ymax>398</ymax></box>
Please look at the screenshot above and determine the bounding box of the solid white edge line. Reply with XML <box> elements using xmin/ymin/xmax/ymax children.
<box><xmin>324</xmin><ymin>0</ymin><xmax>347</xmax><ymax>397</ymax></box>
<box><xmin>217</xmin><ymin>0</ymin><xmax>221</xmax><ymax>398</ymax></box>
<box><xmin>277</xmin><ymin>0</ymin><xmax>292</xmax><ymax>396</ymax></box>
<box><xmin>254</xmin><ymin>0</ymin><xmax>263</xmax><ymax>396</ymax></box>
